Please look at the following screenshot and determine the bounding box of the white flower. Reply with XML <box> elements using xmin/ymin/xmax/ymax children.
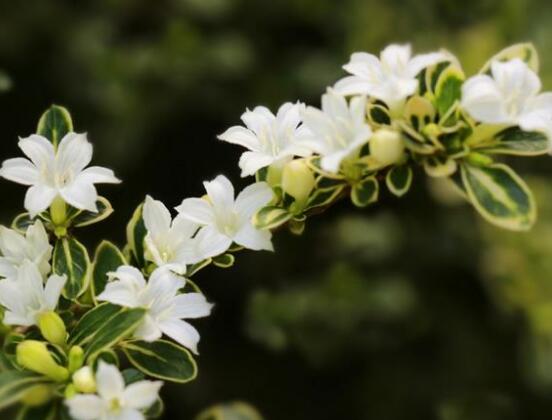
<box><xmin>0</xmin><ymin>260</ymin><xmax>65</xmax><ymax>326</ymax></box>
<box><xmin>176</xmin><ymin>175</ymin><xmax>274</xmax><ymax>255</ymax></box>
<box><xmin>143</xmin><ymin>195</ymin><xmax>207</xmax><ymax>273</ymax></box>
<box><xmin>461</xmin><ymin>58</ymin><xmax>552</xmax><ymax>135</ymax></box>
<box><xmin>0</xmin><ymin>132</ymin><xmax>121</xmax><ymax>217</ymax></box>
<box><xmin>0</xmin><ymin>220</ymin><xmax>52</xmax><ymax>279</ymax></box>
<box><xmin>299</xmin><ymin>90</ymin><xmax>372</xmax><ymax>173</ymax></box>
<box><xmin>218</xmin><ymin>102</ymin><xmax>312</xmax><ymax>177</ymax></box>
<box><xmin>334</xmin><ymin>44</ymin><xmax>448</xmax><ymax>111</ymax></box>
<box><xmin>97</xmin><ymin>266</ymin><xmax>213</xmax><ymax>354</ymax></box>
<box><xmin>65</xmin><ymin>361</ymin><xmax>162</xmax><ymax>420</ymax></box>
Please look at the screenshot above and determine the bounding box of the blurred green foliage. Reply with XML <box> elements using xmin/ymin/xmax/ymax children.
<box><xmin>1</xmin><ymin>0</ymin><xmax>552</xmax><ymax>419</ymax></box>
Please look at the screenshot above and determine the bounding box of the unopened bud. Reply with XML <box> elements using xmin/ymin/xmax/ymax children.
<box><xmin>50</xmin><ymin>196</ymin><xmax>67</xmax><ymax>226</ymax></box>
<box><xmin>38</xmin><ymin>311</ymin><xmax>67</xmax><ymax>346</ymax></box>
<box><xmin>370</xmin><ymin>128</ymin><xmax>405</xmax><ymax>166</ymax></box>
<box><xmin>72</xmin><ymin>366</ymin><xmax>96</xmax><ymax>393</ymax></box>
<box><xmin>20</xmin><ymin>384</ymin><xmax>53</xmax><ymax>406</ymax></box>
<box><xmin>281</xmin><ymin>160</ymin><xmax>315</xmax><ymax>207</ymax></box>
<box><xmin>16</xmin><ymin>340</ymin><xmax>69</xmax><ymax>382</ymax></box>
<box><xmin>68</xmin><ymin>346</ymin><xmax>85</xmax><ymax>373</ymax></box>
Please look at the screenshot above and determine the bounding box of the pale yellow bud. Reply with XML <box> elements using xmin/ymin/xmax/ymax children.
<box><xmin>68</xmin><ymin>346</ymin><xmax>85</xmax><ymax>373</ymax></box>
<box><xmin>38</xmin><ymin>311</ymin><xmax>67</xmax><ymax>346</ymax></box>
<box><xmin>50</xmin><ymin>196</ymin><xmax>67</xmax><ymax>226</ymax></box>
<box><xmin>20</xmin><ymin>384</ymin><xmax>53</xmax><ymax>406</ymax></box>
<box><xmin>72</xmin><ymin>366</ymin><xmax>97</xmax><ymax>393</ymax></box>
<box><xmin>370</xmin><ymin>128</ymin><xmax>405</xmax><ymax>166</ymax></box>
<box><xmin>16</xmin><ymin>340</ymin><xmax>69</xmax><ymax>382</ymax></box>
<box><xmin>281</xmin><ymin>160</ymin><xmax>315</xmax><ymax>207</ymax></box>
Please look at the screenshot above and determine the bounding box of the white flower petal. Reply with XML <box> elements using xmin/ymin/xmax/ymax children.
<box><xmin>60</xmin><ymin>179</ymin><xmax>98</xmax><ymax>212</ymax></box>
<box><xmin>18</xmin><ymin>135</ymin><xmax>55</xmax><ymax>168</ymax></box>
<box><xmin>159</xmin><ymin>318</ymin><xmax>201</xmax><ymax>354</ymax></box>
<box><xmin>123</xmin><ymin>380</ymin><xmax>163</xmax><ymax>410</ymax></box>
<box><xmin>461</xmin><ymin>74</ymin><xmax>509</xmax><ymax>124</ymax></box>
<box><xmin>407</xmin><ymin>51</ymin><xmax>448</xmax><ymax>77</ymax></box>
<box><xmin>203</xmin><ymin>175</ymin><xmax>235</xmax><ymax>210</ymax></box>
<box><xmin>238</xmin><ymin>151</ymin><xmax>275</xmax><ymax>177</ymax></box>
<box><xmin>241</xmin><ymin>106</ymin><xmax>275</xmax><ymax>136</ymax></box>
<box><xmin>24</xmin><ymin>185</ymin><xmax>57</xmax><ymax>217</ymax></box>
<box><xmin>333</xmin><ymin>75</ymin><xmax>375</xmax><ymax>96</ymax></box>
<box><xmin>0</xmin><ymin>225</ymin><xmax>27</xmax><ymax>259</ymax></box>
<box><xmin>234</xmin><ymin>223</ymin><xmax>273</xmax><ymax>251</ymax></box>
<box><xmin>96</xmin><ymin>361</ymin><xmax>125</xmax><ymax>400</ymax></box>
<box><xmin>43</xmin><ymin>274</ymin><xmax>66</xmax><ymax>310</ymax></box>
<box><xmin>0</xmin><ymin>257</ymin><xmax>16</xmax><ymax>279</ymax></box>
<box><xmin>192</xmin><ymin>225</ymin><xmax>232</xmax><ymax>260</ymax></box>
<box><xmin>97</xmin><ymin>280</ymin><xmax>141</xmax><ymax>308</ymax></box>
<box><xmin>218</xmin><ymin>126</ymin><xmax>260</xmax><ymax>151</ymax></box>
<box><xmin>175</xmin><ymin>198</ymin><xmax>214</xmax><ymax>225</ymax></box>
<box><xmin>57</xmin><ymin>132</ymin><xmax>93</xmax><ymax>174</ymax></box>
<box><xmin>380</xmin><ymin>44</ymin><xmax>412</xmax><ymax>75</ymax></box>
<box><xmin>172</xmin><ymin>293</ymin><xmax>213</xmax><ymax>319</ymax></box>
<box><xmin>65</xmin><ymin>394</ymin><xmax>105</xmax><ymax>420</ymax></box>
<box><xmin>134</xmin><ymin>314</ymin><xmax>163</xmax><ymax>342</ymax></box>
<box><xmin>78</xmin><ymin>166</ymin><xmax>121</xmax><ymax>184</ymax></box>
<box><xmin>143</xmin><ymin>196</ymin><xmax>172</xmax><ymax>239</ymax></box>
<box><xmin>234</xmin><ymin>182</ymin><xmax>273</xmax><ymax>218</ymax></box>
<box><xmin>0</xmin><ymin>158</ymin><xmax>39</xmax><ymax>185</ymax></box>
<box><xmin>113</xmin><ymin>408</ymin><xmax>144</xmax><ymax>420</ymax></box>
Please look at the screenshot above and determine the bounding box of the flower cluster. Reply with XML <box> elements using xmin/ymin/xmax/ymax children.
<box><xmin>0</xmin><ymin>43</ymin><xmax>550</xmax><ymax>419</ymax></box>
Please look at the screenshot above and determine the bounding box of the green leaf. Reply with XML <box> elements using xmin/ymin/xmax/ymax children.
<box><xmin>460</xmin><ymin>162</ymin><xmax>536</xmax><ymax>231</ymax></box>
<box><xmin>252</xmin><ymin>206</ymin><xmax>292</xmax><ymax>230</ymax></box>
<box><xmin>92</xmin><ymin>240</ymin><xmax>126</xmax><ymax>299</ymax></box>
<box><xmin>0</xmin><ymin>370</ymin><xmax>47</xmax><ymax>410</ymax></box>
<box><xmin>367</xmin><ymin>103</ymin><xmax>391</xmax><ymax>126</ymax></box>
<box><xmin>145</xmin><ymin>398</ymin><xmax>165</xmax><ymax>419</ymax></box>
<box><xmin>187</xmin><ymin>259</ymin><xmax>212</xmax><ymax>277</ymax></box>
<box><xmin>11</xmin><ymin>213</ymin><xmax>38</xmax><ymax>234</ymax></box>
<box><xmin>350</xmin><ymin>176</ymin><xmax>378</xmax><ymax>208</ymax></box>
<box><xmin>196</xmin><ymin>402</ymin><xmax>264</xmax><ymax>420</ymax></box>
<box><xmin>480</xmin><ymin>43</ymin><xmax>539</xmax><ymax>74</ymax></box>
<box><xmin>126</xmin><ymin>204</ymin><xmax>147</xmax><ymax>268</ymax></box>
<box><xmin>36</xmin><ymin>105</ymin><xmax>73</xmax><ymax>148</ymax></box>
<box><xmin>212</xmin><ymin>253</ymin><xmax>235</xmax><ymax>268</ymax></box>
<box><xmin>69</xmin><ymin>303</ymin><xmax>122</xmax><ymax>346</ymax></box>
<box><xmin>17</xmin><ymin>402</ymin><xmax>57</xmax><ymax>420</ymax></box>
<box><xmin>305</xmin><ymin>185</ymin><xmax>345</xmax><ymax>211</ymax></box>
<box><xmin>53</xmin><ymin>237</ymin><xmax>91</xmax><ymax>299</ymax></box>
<box><xmin>122</xmin><ymin>340</ymin><xmax>197</xmax><ymax>383</ymax></box>
<box><xmin>84</xmin><ymin>307</ymin><xmax>145</xmax><ymax>359</ymax></box>
<box><xmin>424</xmin><ymin>156</ymin><xmax>458</xmax><ymax>178</ymax></box>
<box><xmin>386</xmin><ymin>165</ymin><xmax>413</xmax><ymax>197</ymax></box>
<box><xmin>70</xmin><ymin>197</ymin><xmax>114</xmax><ymax>228</ymax></box>
<box><xmin>434</xmin><ymin>66</ymin><xmax>464</xmax><ymax>117</ymax></box>
<box><xmin>475</xmin><ymin>126</ymin><xmax>550</xmax><ymax>156</ymax></box>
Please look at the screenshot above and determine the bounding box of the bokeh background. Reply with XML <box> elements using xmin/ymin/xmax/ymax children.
<box><xmin>1</xmin><ymin>0</ymin><xmax>552</xmax><ymax>419</ymax></box>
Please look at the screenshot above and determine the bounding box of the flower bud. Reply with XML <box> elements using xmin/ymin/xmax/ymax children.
<box><xmin>281</xmin><ymin>160</ymin><xmax>315</xmax><ymax>207</ymax></box>
<box><xmin>72</xmin><ymin>366</ymin><xmax>97</xmax><ymax>393</ymax></box>
<box><xmin>16</xmin><ymin>340</ymin><xmax>69</xmax><ymax>382</ymax></box>
<box><xmin>38</xmin><ymin>311</ymin><xmax>67</xmax><ymax>346</ymax></box>
<box><xmin>68</xmin><ymin>346</ymin><xmax>85</xmax><ymax>373</ymax></box>
<box><xmin>50</xmin><ymin>196</ymin><xmax>67</xmax><ymax>226</ymax></box>
<box><xmin>370</xmin><ymin>128</ymin><xmax>404</xmax><ymax>166</ymax></box>
<box><xmin>20</xmin><ymin>384</ymin><xmax>53</xmax><ymax>406</ymax></box>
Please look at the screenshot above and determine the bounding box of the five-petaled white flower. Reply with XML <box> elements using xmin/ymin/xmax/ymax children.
<box><xmin>143</xmin><ymin>195</ymin><xmax>207</xmax><ymax>274</ymax></box>
<box><xmin>0</xmin><ymin>220</ymin><xmax>52</xmax><ymax>279</ymax></box>
<box><xmin>0</xmin><ymin>132</ymin><xmax>120</xmax><ymax>217</ymax></box>
<box><xmin>218</xmin><ymin>102</ymin><xmax>312</xmax><ymax>177</ymax></box>
<box><xmin>176</xmin><ymin>175</ymin><xmax>274</xmax><ymax>255</ymax></box>
<box><xmin>65</xmin><ymin>361</ymin><xmax>162</xmax><ymax>420</ymax></box>
<box><xmin>0</xmin><ymin>260</ymin><xmax>65</xmax><ymax>326</ymax></box>
<box><xmin>97</xmin><ymin>266</ymin><xmax>213</xmax><ymax>354</ymax></box>
<box><xmin>299</xmin><ymin>90</ymin><xmax>372</xmax><ymax>173</ymax></box>
<box><xmin>461</xmin><ymin>58</ymin><xmax>552</xmax><ymax>136</ymax></box>
<box><xmin>334</xmin><ymin>44</ymin><xmax>448</xmax><ymax>112</ymax></box>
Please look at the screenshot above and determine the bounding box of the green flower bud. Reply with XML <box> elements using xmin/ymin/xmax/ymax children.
<box><xmin>38</xmin><ymin>311</ymin><xmax>67</xmax><ymax>346</ymax></box>
<box><xmin>370</xmin><ymin>128</ymin><xmax>405</xmax><ymax>166</ymax></box>
<box><xmin>64</xmin><ymin>384</ymin><xmax>77</xmax><ymax>399</ymax></box>
<box><xmin>281</xmin><ymin>160</ymin><xmax>315</xmax><ymax>208</ymax></box>
<box><xmin>50</xmin><ymin>196</ymin><xmax>67</xmax><ymax>226</ymax></box>
<box><xmin>20</xmin><ymin>384</ymin><xmax>53</xmax><ymax>406</ymax></box>
<box><xmin>68</xmin><ymin>346</ymin><xmax>85</xmax><ymax>373</ymax></box>
<box><xmin>72</xmin><ymin>366</ymin><xmax>97</xmax><ymax>393</ymax></box>
<box><xmin>16</xmin><ymin>340</ymin><xmax>69</xmax><ymax>382</ymax></box>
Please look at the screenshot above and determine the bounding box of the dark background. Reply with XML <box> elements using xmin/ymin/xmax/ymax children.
<box><xmin>1</xmin><ymin>0</ymin><xmax>552</xmax><ymax>419</ymax></box>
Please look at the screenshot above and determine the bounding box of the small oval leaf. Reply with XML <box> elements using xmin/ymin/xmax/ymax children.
<box><xmin>53</xmin><ymin>237</ymin><xmax>91</xmax><ymax>299</ymax></box>
<box><xmin>36</xmin><ymin>105</ymin><xmax>73</xmax><ymax>148</ymax></box>
<box><xmin>92</xmin><ymin>240</ymin><xmax>126</xmax><ymax>299</ymax></box>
